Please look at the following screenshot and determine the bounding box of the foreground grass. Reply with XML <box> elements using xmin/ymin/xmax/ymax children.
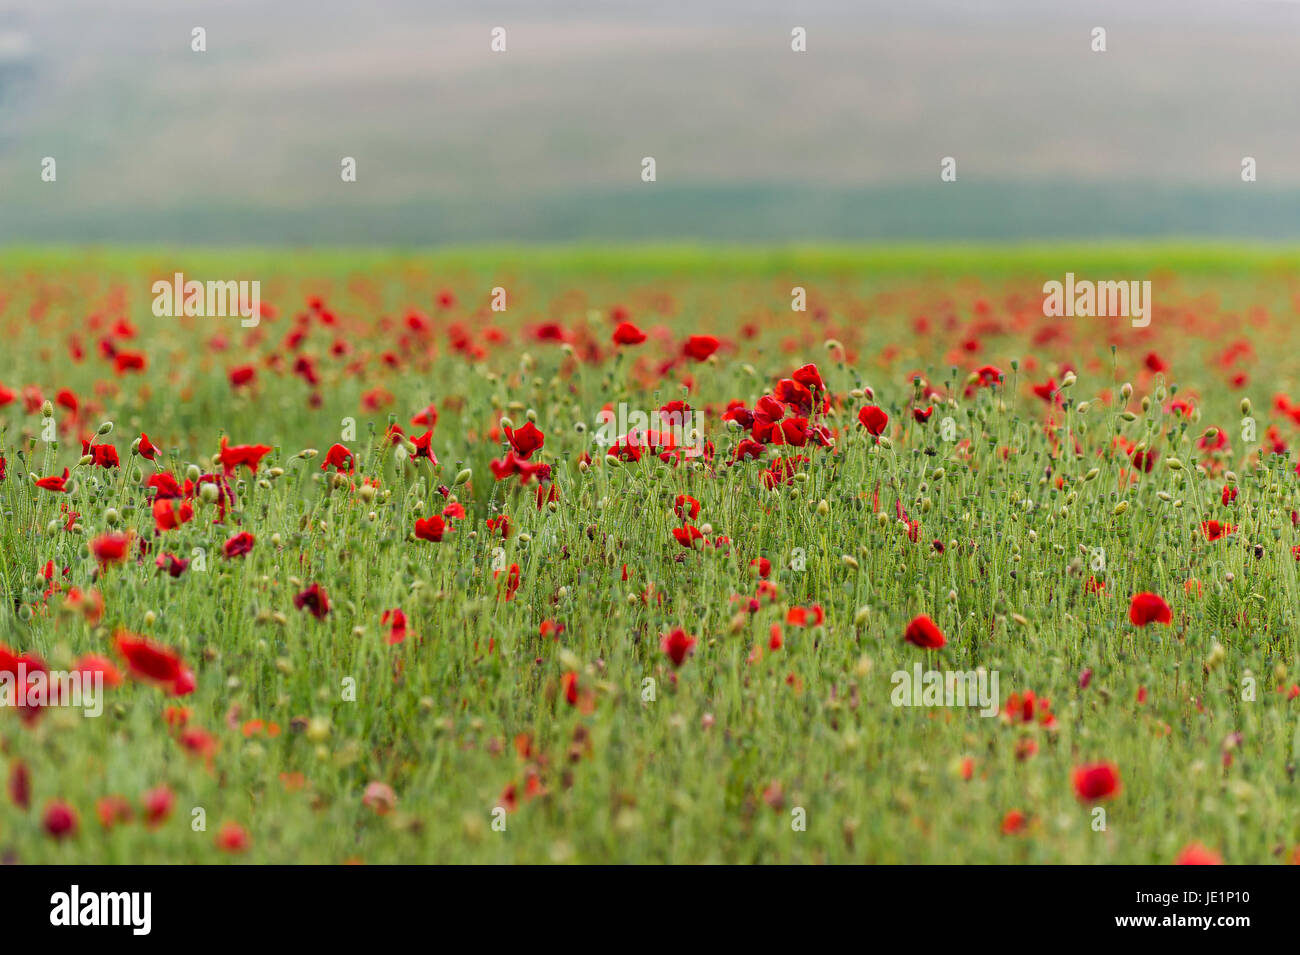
<box><xmin>1</xmin><ymin>244</ymin><xmax>1299</xmax><ymax>863</ymax></box>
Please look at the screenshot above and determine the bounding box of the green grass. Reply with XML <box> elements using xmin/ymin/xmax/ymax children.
<box><xmin>1</xmin><ymin>244</ymin><xmax>1298</xmax><ymax>863</ymax></box>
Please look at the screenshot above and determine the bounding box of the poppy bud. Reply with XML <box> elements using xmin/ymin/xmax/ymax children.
<box><xmin>816</xmin><ymin>499</ymin><xmax>829</xmax><ymax>516</ymax></box>
<box><xmin>454</xmin><ymin>468</ymin><xmax>472</xmax><ymax>485</ymax></box>
<box><xmin>1120</xmin><ymin>382</ymin><xmax>1133</xmax><ymax>400</ymax></box>
<box><xmin>499</xmin><ymin>416</ymin><xmax>515</xmax><ymax>431</ymax></box>
<box><xmin>1166</xmin><ymin>458</ymin><xmax>1184</xmax><ymax>470</ymax></box>
<box><xmin>1112</xmin><ymin>500</ymin><xmax>1129</xmax><ymax>516</ymax></box>
<box><xmin>1240</xmin><ymin>398</ymin><xmax>1252</xmax><ymax>416</ymax></box>
<box><xmin>853</xmin><ymin>605</ymin><xmax>870</xmax><ymax>626</ymax></box>
<box><xmin>1061</xmin><ymin>372</ymin><xmax>1077</xmax><ymax>388</ymax></box>
<box><xmin>199</xmin><ymin>482</ymin><xmax>220</xmax><ymax>504</ymax></box>
<box><xmin>1076</xmin><ymin>401</ymin><xmax>1090</xmax><ymax>414</ymax></box>
<box><xmin>186</xmin><ymin>464</ymin><xmax>201</xmax><ymax>482</ymax></box>
<box><xmin>841</xmin><ymin>554</ymin><xmax>859</xmax><ymax>569</ymax></box>
<box><xmin>104</xmin><ymin>507</ymin><xmax>120</xmax><ymax>526</ymax></box>
<box><xmin>1084</xmin><ymin>467</ymin><xmax>1100</xmax><ymax>481</ymax></box>
<box><xmin>41</xmin><ymin>400</ymin><xmax>54</xmax><ymax>418</ymax></box>
<box><xmin>97</xmin><ymin>420</ymin><xmax>113</xmax><ymax>436</ymax></box>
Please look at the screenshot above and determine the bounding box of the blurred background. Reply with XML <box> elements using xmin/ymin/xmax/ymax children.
<box><xmin>1</xmin><ymin>0</ymin><xmax>1299</xmax><ymax>244</ymax></box>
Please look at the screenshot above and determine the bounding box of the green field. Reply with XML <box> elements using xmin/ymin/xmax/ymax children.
<box><xmin>1</xmin><ymin>244</ymin><xmax>1298</xmax><ymax>863</ymax></box>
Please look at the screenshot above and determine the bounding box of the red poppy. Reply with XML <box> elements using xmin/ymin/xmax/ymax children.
<box><xmin>34</xmin><ymin>468</ymin><xmax>70</xmax><ymax>493</ymax></box>
<box><xmin>414</xmin><ymin>515</ymin><xmax>449</xmax><ymax>542</ymax></box>
<box><xmin>218</xmin><ymin>437</ymin><xmax>272</xmax><ymax>474</ymax></box>
<box><xmin>857</xmin><ymin>405</ymin><xmax>889</xmax><ymax>436</ymax></box>
<box><xmin>672</xmin><ymin>525</ymin><xmax>704</xmax><ymax>549</ymax></box>
<box><xmin>153</xmin><ymin>497</ymin><xmax>194</xmax><ymax>532</ymax></box>
<box><xmin>293</xmin><ymin>583</ymin><xmax>330</xmax><ymax>619</ymax></box>
<box><xmin>223</xmin><ymin>531</ymin><xmax>256</xmax><ymax>558</ymax></box>
<box><xmin>904</xmin><ymin>614</ymin><xmax>946</xmax><ymax>648</ymax></box>
<box><xmin>1072</xmin><ymin>762</ymin><xmax>1121</xmax><ymax>802</ymax></box>
<box><xmin>215</xmin><ymin>821</ymin><xmax>250</xmax><ymax>853</ymax></box>
<box><xmin>321</xmin><ymin>443</ymin><xmax>355</xmax><ymax>474</ymax></box>
<box><xmin>1128</xmin><ymin>592</ymin><xmax>1172</xmax><ymax>626</ymax></box>
<box><xmin>114</xmin><ymin>631</ymin><xmax>195</xmax><ymax>695</ymax></box>
<box><xmin>138</xmin><ymin>433</ymin><xmax>158</xmax><ymax>461</ymax></box>
<box><xmin>73</xmin><ymin>654</ymin><xmax>122</xmax><ymax>688</ymax></box>
<box><xmin>674</xmin><ymin>494</ymin><xmax>701</xmax><ymax>521</ymax></box>
<box><xmin>683</xmin><ymin>335</ymin><xmax>720</xmax><ymax>361</ymax></box>
<box><xmin>504</xmin><ymin>421</ymin><xmax>545</xmax><ymax>459</ymax></box>
<box><xmin>91</xmin><ymin>532</ymin><xmax>131</xmax><ymax>567</ymax></box>
<box><xmin>913</xmin><ymin>405</ymin><xmax>934</xmax><ymax>423</ymax></box>
<box><xmin>660</xmin><ymin>628</ymin><xmax>697</xmax><ymax>668</ymax></box>
<box><xmin>43</xmin><ymin>801</ymin><xmax>79</xmax><ymax>839</ymax></box>
<box><xmin>381</xmin><ymin>608</ymin><xmax>408</xmax><ymax>645</ymax></box>
<box><xmin>1174</xmin><ymin>843</ymin><xmax>1222</xmax><ymax>865</ymax></box>
<box><xmin>612</xmin><ymin>322</ymin><xmax>646</xmax><ymax>345</ymax></box>
<box><xmin>1200</xmin><ymin>520</ymin><xmax>1235</xmax><ymax>542</ymax></box>
<box><xmin>142</xmin><ymin>785</ymin><xmax>175</xmax><ymax>827</ymax></box>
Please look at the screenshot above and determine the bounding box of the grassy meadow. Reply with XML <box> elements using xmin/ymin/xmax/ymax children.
<box><xmin>1</xmin><ymin>244</ymin><xmax>1299</xmax><ymax>863</ymax></box>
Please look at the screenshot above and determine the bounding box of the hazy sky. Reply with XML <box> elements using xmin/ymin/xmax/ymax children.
<box><xmin>2</xmin><ymin>0</ymin><xmax>1298</xmax><ymax>241</ymax></box>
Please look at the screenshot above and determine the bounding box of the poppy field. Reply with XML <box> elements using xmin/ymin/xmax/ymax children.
<box><xmin>3</xmin><ymin>244</ymin><xmax>1300</xmax><ymax>864</ymax></box>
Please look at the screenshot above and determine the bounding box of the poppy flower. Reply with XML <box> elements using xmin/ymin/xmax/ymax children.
<box><xmin>155</xmin><ymin>552</ymin><xmax>190</xmax><ymax>577</ymax></box>
<box><xmin>293</xmin><ymin>584</ymin><xmax>330</xmax><ymax>619</ymax></box>
<box><xmin>73</xmin><ymin>654</ymin><xmax>122</xmax><ymax>688</ymax></box>
<box><xmin>35</xmin><ymin>468</ymin><xmax>70</xmax><ymax>493</ymax></box>
<box><xmin>674</xmin><ymin>495</ymin><xmax>701</xmax><ymax>521</ymax></box>
<box><xmin>8</xmin><ymin>760</ymin><xmax>31</xmax><ymax>808</ymax></box>
<box><xmin>1072</xmin><ymin>762</ymin><xmax>1121</xmax><ymax>802</ymax></box>
<box><xmin>215</xmin><ymin>821</ymin><xmax>250</xmax><ymax>853</ymax></box>
<box><xmin>561</xmin><ymin>671</ymin><xmax>580</xmax><ymax>706</ymax></box>
<box><xmin>142</xmin><ymin>785</ymin><xmax>175</xmax><ymax>827</ymax></box>
<box><xmin>1129</xmin><ymin>592</ymin><xmax>1172</xmax><ymax>627</ymax></box>
<box><xmin>787</xmin><ymin>605</ymin><xmax>825</xmax><ymax>627</ymax></box>
<box><xmin>612</xmin><ymin>322</ymin><xmax>646</xmax><ymax>345</ymax></box>
<box><xmin>903</xmin><ymin>614</ymin><xmax>945</xmax><ymax>649</ymax></box>
<box><xmin>381</xmin><ymin>608</ymin><xmax>408</xmax><ymax>645</ymax></box>
<box><xmin>1174</xmin><ymin>843</ymin><xmax>1222</xmax><ymax>865</ymax></box>
<box><xmin>672</xmin><ymin>525</ymin><xmax>704</xmax><ymax>549</ymax></box>
<box><xmin>223</xmin><ymin>531</ymin><xmax>256</xmax><ymax>558</ymax></box>
<box><xmin>91</xmin><ymin>532</ymin><xmax>131</xmax><ymax>567</ymax></box>
<box><xmin>218</xmin><ymin>437</ymin><xmax>272</xmax><ymax>474</ymax></box>
<box><xmin>138</xmin><ymin>433</ymin><xmax>158</xmax><ymax>461</ymax></box>
<box><xmin>858</xmin><ymin>405</ymin><xmax>889</xmax><ymax>436</ymax></box>
<box><xmin>80</xmin><ymin>440</ymin><xmax>119</xmax><ymax>469</ymax></box>
<box><xmin>321</xmin><ymin>443</ymin><xmax>354</xmax><ymax>474</ymax></box>
<box><xmin>153</xmin><ymin>497</ymin><xmax>194</xmax><ymax>532</ymax></box>
<box><xmin>414</xmin><ymin>515</ymin><xmax>449</xmax><ymax>542</ymax></box>
<box><xmin>913</xmin><ymin>405</ymin><xmax>934</xmax><ymax>423</ymax></box>
<box><xmin>660</xmin><ymin>628</ymin><xmax>697</xmax><ymax>668</ymax></box>
<box><xmin>114</xmin><ymin>631</ymin><xmax>195</xmax><ymax>695</ymax></box>
<box><xmin>1200</xmin><ymin>520</ymin><xmax>1235</xmax><ymax>542</ymax></box>
<box><xmin>683</xmin><ymin>335</ymin><xmax>720</xmax><ymax>361</ymax></box>
<box><xmin>96</xmin><ymin>795</ymin><xmax>133</xmax><ymax>828</ymax></box>
<box><xmin>410</xmin><ymin>430</ymin><xmax>437</xmax><ymax>463</ymax></box>
<box><xmin>750</xmin><ymin>557</ymin><xmax>771</xmax><ymax>578</ymax></box>
<box><xmin>504</xmin><ymin>421</ymin><xmax>545</xmax><ymax>459</ymax></box>
<box><xmin>792</xmin><ymin>363</ymin><xmax>824</xmax><ymax>394</ymax></box>
<box><xmin>43</xmin><ymin>801</ymin><xmax>78</xmax><ymax>839</ymax></box>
